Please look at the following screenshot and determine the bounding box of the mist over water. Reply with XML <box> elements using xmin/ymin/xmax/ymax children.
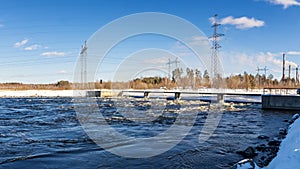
<box><xmin>0</xmin><ymin>97</ymin><xmax>294</xmax><ymax>169</ymax></box>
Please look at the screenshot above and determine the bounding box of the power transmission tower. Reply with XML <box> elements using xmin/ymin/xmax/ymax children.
<box><xmin>80</xmin><ymin>41</ymin><xmax>88</xmax><ymax>85</ymax></box>
<box><xmin>210</xmin><ymin>14</ymin><xmax>224</xmax><ymax>87</ymax></box>
<box><xmin>166</xmin><ymin>58</ymin><xmax>180</xmax><ymax>80</ymax></box>
<box><xmin>256</xmin><ymin>66</ymin><xmax>268</xmax><ymax>87</ymax></box>
<box><xmin>256</xmin><ymin>66</ymin><xmax>268</xmax><ymax>77</ymax></box>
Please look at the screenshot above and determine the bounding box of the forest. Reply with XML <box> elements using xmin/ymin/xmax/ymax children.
<box><xmin>1</xmin><ymin>68</ymin><xmax>299</xmax><ymax>90</ymax></box>
<box><xmin>121</xmin><ymin>68</ymin><xmax>299</xmax><ymax>90</ymax></box>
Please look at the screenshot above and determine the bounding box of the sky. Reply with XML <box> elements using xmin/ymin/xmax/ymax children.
<box><xmin>1</xmin><ymin>0</ymin><xmax>300</xmax><ymax>83</ymax></box>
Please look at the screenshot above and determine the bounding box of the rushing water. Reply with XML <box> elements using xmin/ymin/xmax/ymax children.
<box><xmin>0</xmin><ymin>97</ymin><xmax>295</xmax><ymax>169</ymax></box>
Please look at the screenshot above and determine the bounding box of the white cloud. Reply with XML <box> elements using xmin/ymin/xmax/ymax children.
<box><xmin>266</xmin><ymin>0</ymin><xmax>300</xmax><ymax>9</ymax></box>
<box><xmin>209</xmin><ymin>17</ymin><xmax>216</xmax><ymax>25</ymax></box>
<box><xmin>170</xmin><ymin>42</ymin><xmax>194</xmax><ymax>58</ymax></box>
<box><xmin>24</xmin><ymin>44</ymin><xmax>41</xmax><ymax>51</ymax></box>
<box><xmin>172</xmin><ymin>36</ymin><xmax>210</xmax><ymax>50</ymax></box>
<box><xmin>58</xmin><ymin>70</ymin><xmax>67</xmax><ymax>74</ymax></box>
<box><xmin>14</xmin><ymin>39</ymin><xmax>28</xmax><ymax>48</ymax></box>
<box><xmin>219</xmin><ymin>16</ymin><xmax>265</xmax><ymax>29</ymax></box>
<box><xmin>230</xmin><ymin>52</ymin><xmax>255</xmax><ymax>66</ymax></box>
<box><xmin>286</xmin><ymin>51</ymin><xmax>300</xmax><ymax>55</ymax></box>
<box><xmin>225</xmin><ymin>51</ymin><xmax>298</xmax><ymax>79</ymax></box>
<box><xmin>188</xmin><ymin>36</ymin><xmax>210</xmax><ymax>46</ymax></box>
<box><xmin>256</xmin><ymin>52</ymin><xmax>277</xmax><ymax>65</ymax></box>
<box><xmin>143</xmin><ymin>56</ymin><xmax>169</xmax><ymax>64</ymax></box>
<box><xmin>41</xmin><ymin>51</ymin><xmax>66</xmax><ymax>57</ymax></box>
<box><xmin>170</xmin><ymin>37</ymin><xmax>210</xmax><ymax>58</ymax></box>
<box><xmin>256</xmin><ymin>52</ymin><xmax>298</xmax><ymax>68</ymax></box>
<box><xmin>285</xmin><ymin>60</ymin><xmax>298</xmax><ymax>68</ymax></box>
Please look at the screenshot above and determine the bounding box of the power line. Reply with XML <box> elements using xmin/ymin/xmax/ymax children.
<box><xmin>166</xmin><ymin>57</ymin><xmax>180</xmax><ymax>80</ymax></box>
<box><xmin>256</xmin><ymin>66</ymin><xmax>269</xmax><ymax>77</ymax></box>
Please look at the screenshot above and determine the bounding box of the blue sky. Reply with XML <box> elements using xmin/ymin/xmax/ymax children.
<box><xmin>1</xmin><ymin>0</ymin><xmax>300</xmax><ymax>83</ymax></box>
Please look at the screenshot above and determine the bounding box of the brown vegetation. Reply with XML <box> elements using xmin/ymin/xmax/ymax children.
<box><xmin>1</xmin><ymin>70</ymin><xmax>299</xmax><ymax>90</ymax></box>
<box><xmin>0</xmin><ymin>80</ymin><xmax>71</xmax><ymax>90</ymax></box>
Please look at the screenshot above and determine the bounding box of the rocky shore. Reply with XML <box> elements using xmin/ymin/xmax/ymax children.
<box><xmin>233</xmin><ymin>113</ymin><xmax>300</xmax><ymax>169</ymax></box>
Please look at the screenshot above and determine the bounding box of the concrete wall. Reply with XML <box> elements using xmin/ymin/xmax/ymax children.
<box><xmin>86</xmin><ymin>90</ymin><xmax>120</xmax><ymax>97</ymax></box>
<box><xmin>262</xmin><ymin>95</ymin><xmax>300</xmax><ymax>110</ymax></box>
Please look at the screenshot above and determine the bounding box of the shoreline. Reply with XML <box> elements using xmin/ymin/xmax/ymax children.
<box><xmin>0</xmin><ymin>90</ymin><xmax>74</xmax><ymax>97</ymax></box>
<box><xmin>264</xmin><ymin>114</ymin><xmax>300</xmax><ymax>168</ymax></box>
<box><xmin>235</xmin><ymin>114</ymin><xmax>300</xmax><ymax>169</ymax></box>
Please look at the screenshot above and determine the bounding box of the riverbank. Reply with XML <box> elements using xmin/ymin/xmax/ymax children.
<box><xmin>264</xmin><ymin>114</ymin><xmax>300</xmax><ymax>169</ymax></box>
<box><xmin>235</xmin><ymin>114</ymin><xmax>300</xmax><ymax>169</ymax></box>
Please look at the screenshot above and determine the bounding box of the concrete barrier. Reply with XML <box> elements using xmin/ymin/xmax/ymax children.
<box><xmin>262</xmin><ymin>95</ymin><xmax>300</xmax><ymax>110</ymax></box>
<box><xmin>86</xmin><ymin>90</ymin><xmax>119</xmax><ymax>97</ymax></box>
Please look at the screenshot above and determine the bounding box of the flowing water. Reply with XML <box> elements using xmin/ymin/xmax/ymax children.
<box><xmin>0</xmin><ymin>97</ymin><xmax>295</xmax><ymax>169</ymax></box>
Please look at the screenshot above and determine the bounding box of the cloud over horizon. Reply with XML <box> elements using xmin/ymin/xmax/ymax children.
<box><xmin>218</xmin><ymin>16</ymin><xmax>265</xmax><ymax>29</ymax></box>
<box><xmin>286</xmin><ymin>51</ymin><xmax>300</xmax><ymax>55</ymax></box>
<box><xmin>227</xmin><ymin>51</ymin><xmax>298</xmax><ymax>78</ymax></box>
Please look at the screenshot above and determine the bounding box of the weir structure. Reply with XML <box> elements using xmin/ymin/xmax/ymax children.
<box><xmin>121</xmin><ymin>90</ymin><xmax>261</xmax><ymax>104</ymax></box>
<box><xmin>85</xmin><ymin>88</ymin><xmax>300</xmax><ymax>110</ymax></box>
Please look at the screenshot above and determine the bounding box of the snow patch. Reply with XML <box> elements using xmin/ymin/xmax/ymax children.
<box><xmin>0</xmin><ymin>90</ymin><xmax>73</xmax><ymax>97</ymax></box>
<box><xmin>236</xmin><ymin>159</ymin><xmax>260</xmax><ymax>169</ymax></box>
<box><xmin>264</xmin><ymin>117</ymin><xmax>300</xmax><ymax>169</ymax></box>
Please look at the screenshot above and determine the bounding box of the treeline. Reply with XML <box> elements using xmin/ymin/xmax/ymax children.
<box><xmin>0</xmin><ymin>80</ymin><xmax>71</xmax><ymax>90</ymax></box>
<box><xmin>93</xmin><ymin>68</ymin><xmax>299</xmax><ymax>90</ymax></box>
<box><xmin>225</xmin><ymin>72</ymin><xmax>299</xmax><ymax>89</ymax></box>
<box><xmin>170</xmin><ymin>68</ymin><xmax>300</xmax><ymax>89</ymax></box>
<box><xmin>2</xmin><ymin>69</ymin><xmax>299</xmax><ymax>90</ymax></box>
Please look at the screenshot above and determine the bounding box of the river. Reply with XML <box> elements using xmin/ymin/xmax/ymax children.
<box><xmin>0</xmin><ymin>97</ymin><xmax>295</xmax><ymax>169</ymax></box>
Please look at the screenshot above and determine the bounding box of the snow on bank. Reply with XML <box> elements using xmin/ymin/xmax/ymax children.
<box><xmin>264</xmin><ymin>117</ymin><xmax>300</xmax><ymax>169</ymax></box>
<box><xmin>0</xmin><ymin>90</ymin><xmax>74</xmax><ymax>97</ymax></box>
<box><xmin>236</xmin><ymin>159</ymin><xmax>260</xmax><ymax>169</ymax></box>
<box><xmin>235</xmin><ymin>115</ymin><xmax>300</xmax><ymax>169</ymax></box>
